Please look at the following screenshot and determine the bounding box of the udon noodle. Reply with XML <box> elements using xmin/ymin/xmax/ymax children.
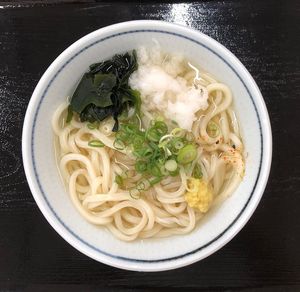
<box><xmin>52</xmin><ymin>48</ymin><xmax>245</xmax><ymax>241</ymax></box>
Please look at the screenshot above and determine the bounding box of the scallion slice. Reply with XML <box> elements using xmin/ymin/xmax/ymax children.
<box><xmin>192</xmin><ymin>163</ymin><xmax>203</xmax><ymax>179</ymax></box>
<box><xmin>88</xmin><ymin>140</ymin><xmax>105</xmax><ymax>147</ymax></box>
<box><xmin>177</xmin><ymin>144</ymin><xmax>197</xmax><ymax>164</ymax></box>
<box><xmin>113</xmin><ymin>138</ymin><xmax>126</xmax><ymax>150</ymax></box>
<box><xmin>171</xmin><ymin>127</ymin><xmax>185</xmax><ymax>138</ymax></box>
<box><xmin>87</xmin><ymin>122</ymin><xmax>99</xmax><ymax>130</ymax></box>
<box><xmin>135</xmin><ymin>160</ymin><xmax>147</xmax><ymax>173</ymax></box>
<box><xmin>115</xmin><ymin>174</ymin><xmax>123</xmax><ymax>186</ymax></box>
<box><xmin>174</xmin><ymin>140</ymin><xmax>184</xmax><ymax>150</ymax></box>
<box><xmin>207</xmin><ymin>121</ymin><xmax>220</xmax><ymax>138</ymax></box>
<box><xmin>165</xmin><ymin>159</ymin><xmax>178</xmax><ymax>172</ymax></box>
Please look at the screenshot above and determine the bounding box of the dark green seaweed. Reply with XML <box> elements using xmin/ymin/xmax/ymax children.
<box><xmin>69</xmin><ymin>50</ymin><xmax>139</xmax><ymax>131</ymax></box>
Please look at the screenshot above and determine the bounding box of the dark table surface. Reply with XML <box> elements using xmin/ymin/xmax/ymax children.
<box><xmin>0</xmin><ymin>0</ymin><xmax>299</xmax><ymax>290</ymax></box>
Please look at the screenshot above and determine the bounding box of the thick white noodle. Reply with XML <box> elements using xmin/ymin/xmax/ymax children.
<box><xmin>52</xmin><ymin>62</ymin><xmax>245</xmax><ymax>241</ymax></box>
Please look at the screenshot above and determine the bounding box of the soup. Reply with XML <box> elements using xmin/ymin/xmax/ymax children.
<box><xmin>52</xmin><ymin>46</ymin><xmax>245</xmax><ymax>241</ymax></box>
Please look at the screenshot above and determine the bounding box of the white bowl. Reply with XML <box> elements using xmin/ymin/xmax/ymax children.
<box><xmin>22</xmin><ymin>20</ymin><xmax>272</xmax><ymax>271</ymax></box>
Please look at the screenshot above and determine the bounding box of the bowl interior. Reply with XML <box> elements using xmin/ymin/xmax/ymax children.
<box><xmin>24</xmin><ymin>22</ymin><xmax>269</xmax><ymax>271</ymax></box>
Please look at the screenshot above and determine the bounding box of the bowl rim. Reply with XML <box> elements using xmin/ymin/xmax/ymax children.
<box><xmin>22</xmin><ymin>20</ymin><xmax>272</xmax><ymax>271</ymax></box>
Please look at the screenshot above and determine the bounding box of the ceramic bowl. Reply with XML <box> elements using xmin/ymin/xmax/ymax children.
<box><xmin>22</xmin><ymin>20</ymin><xmax>272</xmax><ymax>271</ymax></box>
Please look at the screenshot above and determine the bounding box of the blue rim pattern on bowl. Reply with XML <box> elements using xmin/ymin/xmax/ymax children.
<box><xmin>32</xmin><ymin>30</ymin><xmax>263</xmax><ymax>263</ymax></box>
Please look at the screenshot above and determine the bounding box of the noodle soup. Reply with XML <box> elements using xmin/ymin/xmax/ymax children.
<box><xmin>52</xmin><ymin>46</ymin><xmax>245</xmax><ymax>241</ymax></box>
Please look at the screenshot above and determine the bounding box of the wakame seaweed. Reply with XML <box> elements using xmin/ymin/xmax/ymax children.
<box><xmin>69</xmin><ymin>50</ymin><xmax>140</xmax><ymax>131</ymax></box>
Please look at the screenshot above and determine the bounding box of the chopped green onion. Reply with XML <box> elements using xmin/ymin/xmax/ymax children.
<box><xmin>146</xmin><ymin>128</ymin><xmax>161</xmax><ymax>142</ymax></box>
<box><xmin>169</xmin><ymin>168</ymin><xmax>180</xmax><ymax>177</ymax></box>
<box><xmin>112</xmin><ymin>118</ymin><xmax>199</xmax><ymax>193</ymax></box>
<box><xmin>66</xmin><ymin>106</ymin><xmax>73</xmax><ymax>123</ymax></box>
<box><xmin>159</xmin><ymin>134</ymin><xmax>173</xmax><ymax>144</ymax></box>
<box><xmin>160</xmin><ymin>165</ymin><xmax>169</xmax><ymax>176</ymax></box>
<box><xmin>164</xmin><ymin>147</ymin><xmax>172</xmax><ymax>157</ymax></box>
<box><xmin>143</xmin><ymin>147</ymin><xmax>154</xmax><ymax>158</ymax></box>
<box><xmin>170</xmin><ymin>148</ymin><xmax>180</xmax><ymax>155</ymax></box>
<box><xmin>141</xmin><ymin>179</ymin><xmax>151</xmax><ymax>189</ymax></box>
<box><xmin>174</xmin><ymin>140</ymin><xmax>184</xmax><ymax>150</ymax></box>
<box><xmin>185</xmin><ymin>132</ymin><xmax>195</xmax><ymax>142</ymax></box>
<box><xmin>129</xmin><ymin>188</ymin><xmax>141</xmax><ymax>199</ymax></box>
<box><xmin>158</xmin><ymin>139</ymin><xmax>169</xmax><ymax>149</ymax></box>
<box><xmin>115</xmin><ymin>174</ymin><xmax>123</xmax><ymax>186</ymax></box>
<box><xmin>133</xmin><ymin>136</ymin><xmax>144</xmax><ymax>148</ymax></box>
<box><xmin>149</xmin><ymin>176</ymin><xmax>162</xmax><ymax>186</ymax></box>
<box><xmin>148</xmin><ymin>163</ymin><xmax>161</xmax><ymax>177</ymax></box>
<box><xmin>177</xmin><ymin>144</ymin><xmax>197</xmax><ymax>164</ymax></box>
<box><xmin>124</xmin><ymin>124</ymin><xmax>138</xmax><ymax>134</ymax></box>
<box><xmin>136</xmin><ymin>181</ymin><xmax>146</xmax><ymax>191</ymax></box>
<box><xmin>132</xmin><ymin>149</ymin><xmax>145</xmax><ymax>158</ymax></box>
<box><xmin>156</xmin><ymin>116</ymin><xmax>165</xmax><ymax>122</ymax></box>
<box><xmin>115</xmin><ymin>130</ymin><xmax>129</xmax><ymax>141</ymax></box>
<box><xmin>88</xmin><ymin>140</ymin><xmax>105</xmax><ymax>147</ymax></box>
<box><xmin>158</xmin><ymin>157</ymin><xmax>166</xmax><ymax>165</ymax></box>
<box><xmin>87</xmin><ymin>123</ymin><xmax>95</xmax><ymax>129</ymax></box>
<box><xmin>154</xmin><ymin>121</ymin><xmax>168</xmax><ymax>135</ymax></box>
<box><xmin>171</xmin><ymin>127</ymin><xmax>185</xmax><ymax>138</ymax></box>
<box><xmin>165</xmin><ymin>159</ymin><xmax>178</xmax><ymax>172</ymax></box>
<box><xmin>192</xmin><ymin>163</ymin><xmax>203</xmax><ymax>179</ymax></box>
<box><xmin>207</xmin><ymin>121</ymin><xmax>220</xmax><ymax>138</ymax></box>
<box><xmin>145</xmin><ymin>121</ymin><xmax>168</xmax><ymax>142</ymax></box>
<box><xmin>135</xmin><ymin>160</ymin><xmax>147</xmax><ymax>173</ymax></box>
<box><xmin>113</xmin><ymin>138</ymin><xmax>126</xmax><ymax>150</ymax></box>
<box><xmin>87</xmin><ymin>122</ymin><xmax>99</xmax><ymax>130</ymax></box>
<box><xmin>168</xmin><ymin>138</ymin><xmax>183</xmax><ymax>155</ymax></box>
